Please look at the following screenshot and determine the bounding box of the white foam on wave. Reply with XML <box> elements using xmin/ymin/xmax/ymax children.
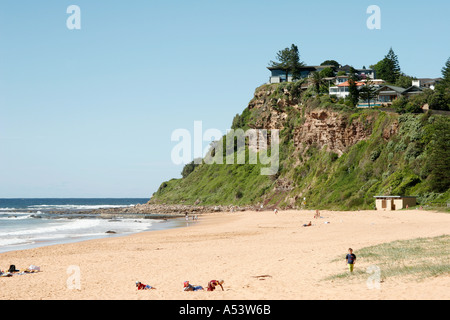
<box><xmin>28</xmin><ymin>204</ymin><xmax>136</xmax><ymax>210</ymax></box>
<box><xmin>0</xmin><ymin>219</ymin><xmax>103</xmax><ymax>237</ymax></box>
<box><xmin>0</xmin><ymin>217</ymin><xmax>155</xmax><ymax>247</ymax></box>
<box><xmin>0</xmin><ymin>211</ymin><xmax>163</xmax><ymax>255</ymax></box>
<box><xmin>0</xmin><ymin>212</ymin><xmax>32</xmax><ymax>220</ymax></box>
<box><xmin>0</xmin><ymin>237</ymin><xmax>35</xmax><ymax>247</ymax></box>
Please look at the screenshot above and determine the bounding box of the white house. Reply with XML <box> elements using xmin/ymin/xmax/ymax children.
<box><xmin>329</xmin><ymin>79</ymin><xmax>385</xmax><ymax>99</ymax></box>
<box><xmin>336</xmin><ymin>65</ymin><xmax>376</xmax><ymax>79</ymax></box>
<box><xmin>411</xmin><ymin>78</ymin><xmax>442</xmax><ymax>90</ymax></box>
<box><xmin>328</xmin><ymin>81</ymin><xmax>364</xmax><ymax>99</ymax></box>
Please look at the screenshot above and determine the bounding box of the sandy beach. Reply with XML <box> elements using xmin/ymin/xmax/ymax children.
<box><xmin>0</xmin><ymin>209</ymin><xmax>449</xmax><ymax>300</ymax></box>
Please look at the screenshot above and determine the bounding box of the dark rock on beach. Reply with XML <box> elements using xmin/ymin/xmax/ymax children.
<box><xmin>89</xmin><ymin>203</ymin><xmax>255</xmax><ymax>216</ymax></box>
<box><xmin>43</xmin><ymin>203</ymin><xmax>270</xmax><ymax>218</ymax></box>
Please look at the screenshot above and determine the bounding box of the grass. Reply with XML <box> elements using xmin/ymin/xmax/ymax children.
<box><xmin>326</xmin><ymin>235</ymin><xmax>450</xmax><ymax>282</ymax></box>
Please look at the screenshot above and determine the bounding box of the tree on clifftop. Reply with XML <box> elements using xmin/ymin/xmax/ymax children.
<box><xmin>371</xmin><ymin>47</ymin><xmax>401</xmax><ymax>84</ymax></box>
<box><xmin>347</xmin><ymin>71</ymin><xmax>360</xmax><ymax>107</ymax></box>
<box><xmin>441</xmin><ymin>57</ymin><xmax>450</xmax><ymax>88</ymax></box>
<box><xmin>310</xmin><ymin>71</ymin><xmax>326</xmax><ymax>94</ymax></box>
<box><xmin>320</xmin><ymin>60</ymin><xmax>340</xmax><ymax>68</ymax></box>
<box><xmin>269</xmin><ymin>44</ymin><xmax>305</xmax><ymax>81</ymax></box>
<box><xmin>359</xmin><ymin>78</ymin><xmax>378</xmax><ymax>108</ymax></box>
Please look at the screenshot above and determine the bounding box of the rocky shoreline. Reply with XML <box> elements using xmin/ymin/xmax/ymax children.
<box><xmin>88</xmin><ymin>203</ymin><xmax>256</xmax><ymax>216</ymax></box>
<box><xmin>14</xmin><ymin>203</ymin><xmax>260</xmax><ymax>218</ymax></box>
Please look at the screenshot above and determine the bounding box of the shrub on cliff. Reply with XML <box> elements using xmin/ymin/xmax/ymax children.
<box><xmin>181</xmin><ymin>158</ymin><xmax>202</xmax><ymax>178</ymax></box>
<box><xmin>427</xmin><ymin>117</ymin><xmax>450</xmax><ymax>192</ymax></box>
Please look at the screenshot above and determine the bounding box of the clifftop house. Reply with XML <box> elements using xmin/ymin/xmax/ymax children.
<box><xmin>337</xmin><ymin>65</ymin><xmax>376</xmax><ymax>79</ymax></box>
<box><xmin>267</xmin><ymin>65</ymin><xmax>336</xmax><ymax>84</ymax></box>
<box><xmin>266</xmin><ymin>63</ymin><xmax>437</xmax><ymax>108</ymax></box>
<box><xmin>328</xmin><ymin>78</ymin><xmax>386</xmax><ymax>99</ymax></box>
<box><xmin>375</xmin><ymin>84</ymin><xmax>423</xmax><ymax>104</ymax></box>
<box><xmin>267</xmin><ymin>64</ymin><xmax>376</xmax><ymax>84</ymax></box>
<box><xmin>412</xmin><ymin>78</ymin><xmax>442</xmax><ymax>90</ymax></box>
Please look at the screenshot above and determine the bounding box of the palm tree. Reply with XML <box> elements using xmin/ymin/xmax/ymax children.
<box><xmin>310</xmin><ymin>71</ymin><xmax>325</xmax><ymax>94</ymax></box>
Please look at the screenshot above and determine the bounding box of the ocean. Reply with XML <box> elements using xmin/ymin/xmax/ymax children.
<box><xmin>0</xmin><ymin>198</ymin><xmax>185</xmax><ymax>253</ymax></box>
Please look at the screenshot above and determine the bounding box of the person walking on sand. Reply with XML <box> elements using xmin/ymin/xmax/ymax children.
<box><xmin>345</xmin><ymin>248</ymin><xmax>356</xmax><ymax>273</ymax></box>
<box><xmin>314</xmin><ymin>210</ymin><xmax>320</xmax><ymax>219</ymax></box>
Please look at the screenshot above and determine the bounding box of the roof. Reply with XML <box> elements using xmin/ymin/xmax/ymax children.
<box><xmin>356</xmin><ymin>68</ymin><xmax>374</xmax><ymax>72</ymax></box>
<box><xmin>403</xmin><ymin>85</ymin><xmax>423</xmax><ymax>93</ymax></box>
<box><xmin>336</xmin><ymin>65</ymin><xmax>374</xmax><ymax>72</ymax></box>
<box><xmin>373</xmin><ymin>196</ymin><xmax>417</xmax><ymax>199</ymax></box>
<box><xmin>267</xmin><ymin>65</ymin><xmax>336</xmax><ymax>72</ymax></box>
<box><xmin>337</xmin><ymin>65</ymin><xmax>352</xmax><ymax>71</ymax></box>
<box><xmin>316</xmin><ymin>65</ymin><xmax>337</xmax><ymax>69</ymax></box>
<box><xmin>267</xmin><ymin>65</ymin><xmax>316</xmax><ymax>71</ymax></box>
<box><xmin>416</xmin><ymin>77</ymin><xmax>442</xmax><ymax>83</ymax></box>
<box><xmin>337</xmin><ymin>80</ymin><xmax>365</xmax><ymax>87</ymax></box>
<box><xmin>375</xmin><ymin>85</ymin><xmax>406</xmax><ymax>93</ymax></box>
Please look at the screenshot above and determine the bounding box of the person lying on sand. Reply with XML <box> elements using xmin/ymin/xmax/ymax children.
<box><xmin>207</xmin><ymin>280</ymin><xmax>224</xmax><ymax>291</ymax></box>
<box><xmin>183</xmin><ymin>281</ymin><xmax>204</xmax><ymax>291</ymax></box>
<box><xmin>303</xmin><ymin>221</ymin><xmax>312</xmax><ymax>227</ymax></box>
<box><xmin>136</xmin><ymin>281</ymin><xmax>156</xmax><ymax>290</ymax></box>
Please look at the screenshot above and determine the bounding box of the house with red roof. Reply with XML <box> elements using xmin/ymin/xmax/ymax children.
<box><xmin>329</xmin><ymin>79</ymin><xmax>386</xmax><ymax>100</ymax></box>
<box><xmin>329</xmin><ymin>80</ymin><xmax>365</xmax><ymax>99</ymax></box>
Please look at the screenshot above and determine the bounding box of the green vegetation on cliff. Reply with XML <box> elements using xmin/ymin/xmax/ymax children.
<box><xmin>150</xmin><ymin>83</ymin><xmax>450</xmax><ymax>210</ymax></box>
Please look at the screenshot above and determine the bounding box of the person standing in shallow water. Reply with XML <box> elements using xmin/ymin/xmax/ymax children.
<box><xmin>345</xmin><ymin>248</ymin><xmax>356</xmax><ymax>273</ymax></box>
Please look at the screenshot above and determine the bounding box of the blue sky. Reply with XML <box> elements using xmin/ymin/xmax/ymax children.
<box><xmin>0</xmin><ymin>0</ymin><xmax>449</xmax><ymax>198</ymax></box>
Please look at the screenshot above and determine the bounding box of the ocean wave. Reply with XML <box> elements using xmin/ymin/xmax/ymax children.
<box><xmin>28</xmin><ymin>204</ymin><xmax>136</xmax><ymax>210</ymax></box>
<box><xmin>0</xmin><ymin>215</ymin><xmax>158</xmax><ymax>253</ymax></box>
<box><xmin>0</xmin><ymin>237</ymin><xmax>35</xmax><ymax>247</ymax></box>
<box><xmin>0</xmin><ymin>217</ymin><xmax>155</xmax><ymax>237</ymax></box>
<box><xmin>0</xmin><ymin>219</ymin><xmax>103</xmax><ymax>237</ymax></box>
<box><xmin>0</xmin><ymin>213</ymin><xmax>32</xmax><ymax>220</ymax></box>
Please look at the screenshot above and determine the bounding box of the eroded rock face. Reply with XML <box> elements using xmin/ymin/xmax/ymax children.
<box><xmin>247</xmin><ymin>86</ymin><xmax>373</xmax><ymax>156</ymax></box>
<box><xmin>293</xmin><ymin>110</ymin><xmax>372</xmax><ymax>156</ymax></box>
<box><xmin>382</xmin><ymin>120</ymin><xmax>399</xmax><ymax>141</ymax></box>
<box><xmin>247</xmin><ymin>91</ymin><xmax>288</xmax><ymax>130</ymax></box>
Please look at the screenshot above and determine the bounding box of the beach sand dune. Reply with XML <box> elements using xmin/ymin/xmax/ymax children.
<box><xmin>0</xmin><ymin>209</ymin><xmax>449</xmax><ymax>300</ymax></box>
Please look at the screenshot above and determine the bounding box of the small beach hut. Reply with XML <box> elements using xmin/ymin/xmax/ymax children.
<box><xmin>374</xmin><ymin>196</ymin><xmax>417</xmax><ymax>211</ymax></box>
